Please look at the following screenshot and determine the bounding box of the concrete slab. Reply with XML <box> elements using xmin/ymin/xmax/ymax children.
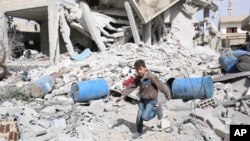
<box><xmin>88</xmin><ymin>100</ymin><xmax>105</xmax><ymax>115</ymax></box>
<box><xmin>190</xmin><ymin>108</ymin><xmax>212</xmax><ymax>121</ymax></box>
<box><xmin>232</xmin><ymin>111</ymin><xmax>250</xmax><ymax>125</ymax></box>
<box><xmin>214</xmin><ymin>127</ymin><xmax>229</xmax><ymax>139</ymax></box>
<box><xmin>129</xmin><ymin>0</ymin><xmax>179</xmax><ymax>24</ymax></box>
<box><xmin>206</xmin><ymin>116</ymin><xmax>224</xmax><ymax>129</ymax></box>
<box><xmin>29</xmin><ymin>125</ymin><xmax>47</xmax><ymax>136</ymax></box>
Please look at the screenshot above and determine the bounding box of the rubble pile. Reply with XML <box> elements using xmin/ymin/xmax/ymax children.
<box><xmin>2</xmin><ymin>35</ymin><xmax>247</xmax><ymax>141</ymax></box>
<box><xmin>0</xmin><ymin>0</ymin><xmax>250</xmax><ymax>141</ymax></box>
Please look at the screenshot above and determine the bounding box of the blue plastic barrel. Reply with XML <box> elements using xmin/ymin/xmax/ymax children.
<box><xmin>30</xmin><ymin>75</ymin><xmax>55</xmax><ymax>98</ymax></box>
<box><xmin>71</xmin><ymin>79</ymin><xmax>109</xmax><ymax>102</ymax></box>
<box><xmin>219</xmin><ymin>54</ymin><xmax>239</xmax><ymax>73</ymax></box>
<box><xmin>232</xmin><ymin>50</ymin><xmax>248</xmax><ymax>58</ymax></box>
<box><xmin>170</xmin><ymin>77</ymin><xmax>214</xmax><ymax>101</ymax></box>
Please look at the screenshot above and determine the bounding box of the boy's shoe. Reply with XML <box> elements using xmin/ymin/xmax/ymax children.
<box><xmin>156</xmin><ymin>104</ymin><xmax>164</xmax><ymax>120</ymax></box>
<box><xmin>132</xmin><ymin>132</ymin><xmax>141</xmax><ymax>139</ymax></box>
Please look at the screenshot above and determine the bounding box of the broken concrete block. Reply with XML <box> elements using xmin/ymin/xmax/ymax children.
<box><xmin>206</xmin><ymin>116</ymin><xmax>224</xmax><ymax>129</ymax></box>
<box><xmin>18</xmin><ymin>115</ymin><xmax>36</xmax><ymax>127</ymax></box>
<box><xmin>76</xmin><ymin>126</ymin><xmax>94</xmax><ymax>141</ymax></box>
<box><xmin>40</xmin><ymin>106</ymin><xmax>56</xmax><ymax>114</ymax></box>
<box><xmin>224</xmin><ymin>133</ymin><xmax>230</xmax><ymax>141</ymax></box>
<box><xmin>222</xmin><ymin>108</ymin><xmax>235</xmax><ymax>118</ymax></box>
<box><xmin>214</xmin><ymin>126</ymin><xmax>229</xmax><ymax>139</ymax></box>
<box><xmin>0</xmin><ymin>107</ymin><xmax>8</xmax><ymax>116</ymax></box>
<box><xmin>1</xmin><ymin>101</ymin><xmax>13</xmax><ymax>107</ymax></box>
<box><xmin>0</xmin><ymin>136</ymin><xmax>7</xmax><ymax>141</ymax></box>
<box><xmin>190</xmin><ymin>108</ymin><xmax>212</xmax><ymax>121</ymax></box>
<box><xmin>29</xmin><ymin>125</ymin><xmax>47</xmax><ymax>136</ymax></box>
<box><xmin>232</xmin><ymin>111</ymin><xmax>250</xmax><ymax>125</ymax></box>
<box><xmin>160</xmin><ymin>119</ymin><xmax>171</xmax><ymax>129</ymax></box>
<box><xmin>37</xmin><ymin>120</ymin><xmax>51</xmax><ymax>129</ymax></box>
<box><xmin>166</xmin><ymin>99</ymin><xmax>197</xmax><ymax>111</ymax></box>
<box><xmin>104</xmin><ymin>102</ymin><xmax>113</xmax><ymax>112</ymax></box>
<box><xmin>211</xmin><ymin>105</ymin><xmax>226</xmax><ymax>117</ymax></box>
<box><xmin>219</xmin><ymin>117</ymin><xmax>232</xmax><ymax>125</ymax></box>
<box><xmin>121</xmin><ymin>66</ymin><xmax>130</xmax><ymax>76</ymax></box>
<box><xmin>52</xmin><ymin>118</ymin><xmax>66</xmax><ymax>129</ymax></box>
<box><xmin>22</xmin><ymin>107</ymin><xmax>40</xmax><ymax>118</ymax></box>
<box><xmin>88</xmin><ymin>100</ymin><xmax>105</xmax><ymax>115</ymax></box>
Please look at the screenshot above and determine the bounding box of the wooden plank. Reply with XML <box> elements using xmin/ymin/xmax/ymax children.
<box><xmin>129</xmin><ymin>0</ymin><xmax>179</xmax><ymax>24</ymax></box>
<box><xmin>213</xmin><ymin>71</ymin><xmax>250</xmax><ymax>82</ymax></box>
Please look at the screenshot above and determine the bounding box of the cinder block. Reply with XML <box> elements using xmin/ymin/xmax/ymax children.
<box><xmin>198</xmin><ymin>98</ymin><xmax>217</xmax><ymax>108</ymax></box>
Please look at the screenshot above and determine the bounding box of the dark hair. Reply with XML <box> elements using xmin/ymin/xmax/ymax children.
<box><xmin>134</xmin><ymin>59</ymin><xmax>146</xmax><ymax>69</ymax></box>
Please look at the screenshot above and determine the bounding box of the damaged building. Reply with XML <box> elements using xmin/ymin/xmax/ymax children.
<box><xmin>1</xmin><ymin>0</ymin><xmax>250</xmax><ymax>141</ymax></box>
<box><xmin>1</xmin><ymin>0</ymin><xmax>221</xmax><ymax>64</ymax></box>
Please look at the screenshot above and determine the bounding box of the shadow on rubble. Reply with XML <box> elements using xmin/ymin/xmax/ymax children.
<box><xmin>111</xmin><ymin>118</ymin><xmax>152</xmax><ymax>134</ymax></box>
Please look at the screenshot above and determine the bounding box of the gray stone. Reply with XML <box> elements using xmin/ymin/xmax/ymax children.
<box><xmin>52</xmin><ymin>118</ymin><xmax>66</xmax><ymax>129</ymax></box>
<box><xmin>0</xmin><ymin>107</ymin><xmax>8</xmax><ymax>116</ymax></box>
<box><xmin>206</xmin><ymin>116</ymin><xmax>224</xmax><ymax>129</ymax></box>
<box><xmin>232</xmin><ymin>111</ymin><xmax>250</xmax><ymax>125</ymax></box>
<box><xmin>166</xmin><ymin>99</ymin><xmax>198</xmax><ymax>111</ymax></box>
<box><xmin>40</xmin><ymin>106</ymin><xmax>56</xmax><ymax>114</ymax></box>
<box><xmin>1</xmin><ymin>101</ymin><xmax>13</xmax><ymax>107</ymax></box>
<box><xmin>18</xmin><ymin>115</ymin><xmax>36</xmax><ymax>127</ymax></box>
<box><xmin>37</xmin><ymin>119</ymin><xmax>51</xmax><ymax>129</ymax></box>
<box><xmin>219</xmin><ymin>117</ymin><xmax>232</xmax><ymax>125</ymax></box>
<box><xmin>211</xmin><ymin>105</ymin><xmax>226</xmax><ymax>117</ymax></box>
<box><xmin>190</xmin><ymin>108</ymin><xmax>212</xmax><ymax>121</ymax></box>
<box><xmin>29</xmin><ymin>124</ymin><xmax>47</xmax><ymax>136</ymax></box>
<box><xmin>104</xmin><ymin>102</ymin><xmax>114</xmax><ymax>112</ymax></box>
<box><xmin>88</xmin><ymin>100</ymin><xmax>105</xmax><ymax>115</ymax></box>
<box><xmin>214</xmin><ymin>127</ymin><xmax>229</xmax><ymax>139</ymax></box>
<box><xmin>222</xmin><ymin>108</ymin><xmax>235</xmax><ymax>118</ymax></box>
<box><xmin>22</xmin><ymin>107</ymin><xmax>40</xmax><ymax>118</ymax></box>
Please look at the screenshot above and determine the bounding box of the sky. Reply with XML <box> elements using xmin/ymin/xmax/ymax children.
<box><xmin>196</xmin><ymin>0</ymin><xmax>250</xmax><ymax>26</ymax></box>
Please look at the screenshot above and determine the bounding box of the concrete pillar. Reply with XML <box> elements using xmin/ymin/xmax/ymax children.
<box><xmin>170</xmin><ymin>1</ymin><xmax>195</xmax><ymax>48</ymax></box>
<box><xmin>124</xmin><ymin>1</ymin><xmax>141</xmax><ymax>44</ymax></box>
<box><xmin>164</xmin><ymin>9</ymin><xmax>171</xmax><ymax>24</ymax></box>
<box><xmin>48</xmin><ymin>5</ymin><xmax>60</xmax><ymax>65</ymax></box>
<box><xmin>40</xmin><ymin>21</ymin><xmax>49</xmax><ymax>55</ymax></box>
<box><xmin>79</xmin><ymin>2</ymin><xmax>106</xmax><ymax>51</ymax></box>
<box><xmin>0</xmin><ymin>11</ymin><xmax>9</xmax><ymax>61</ymax></box>
<box><xmin>142</xmin><ymin>22</ymin><xmax>152</xmax><ymax>45</ymax></box>
<box><xmin>203</xmin><ymin>7</ymin><xmax>210</xmax><ymax>43</ymax></box>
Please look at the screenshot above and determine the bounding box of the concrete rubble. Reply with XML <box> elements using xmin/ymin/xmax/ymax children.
<box><xmin>0</xmin><ymin>0</ymin><xmax>250</xmax><ymax>141</ymax></box>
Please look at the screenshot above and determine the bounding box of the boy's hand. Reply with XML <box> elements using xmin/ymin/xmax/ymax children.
<box><xmin>166</xmin><ymin>94</ymin><xmax>172</xmax><ymax>100</ymax></box>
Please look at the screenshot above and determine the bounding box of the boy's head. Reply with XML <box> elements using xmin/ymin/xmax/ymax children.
<box><xmin>134</xmin><ymin>60</ymin><xmax>147</xmax><ymax>77</ymax></box>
